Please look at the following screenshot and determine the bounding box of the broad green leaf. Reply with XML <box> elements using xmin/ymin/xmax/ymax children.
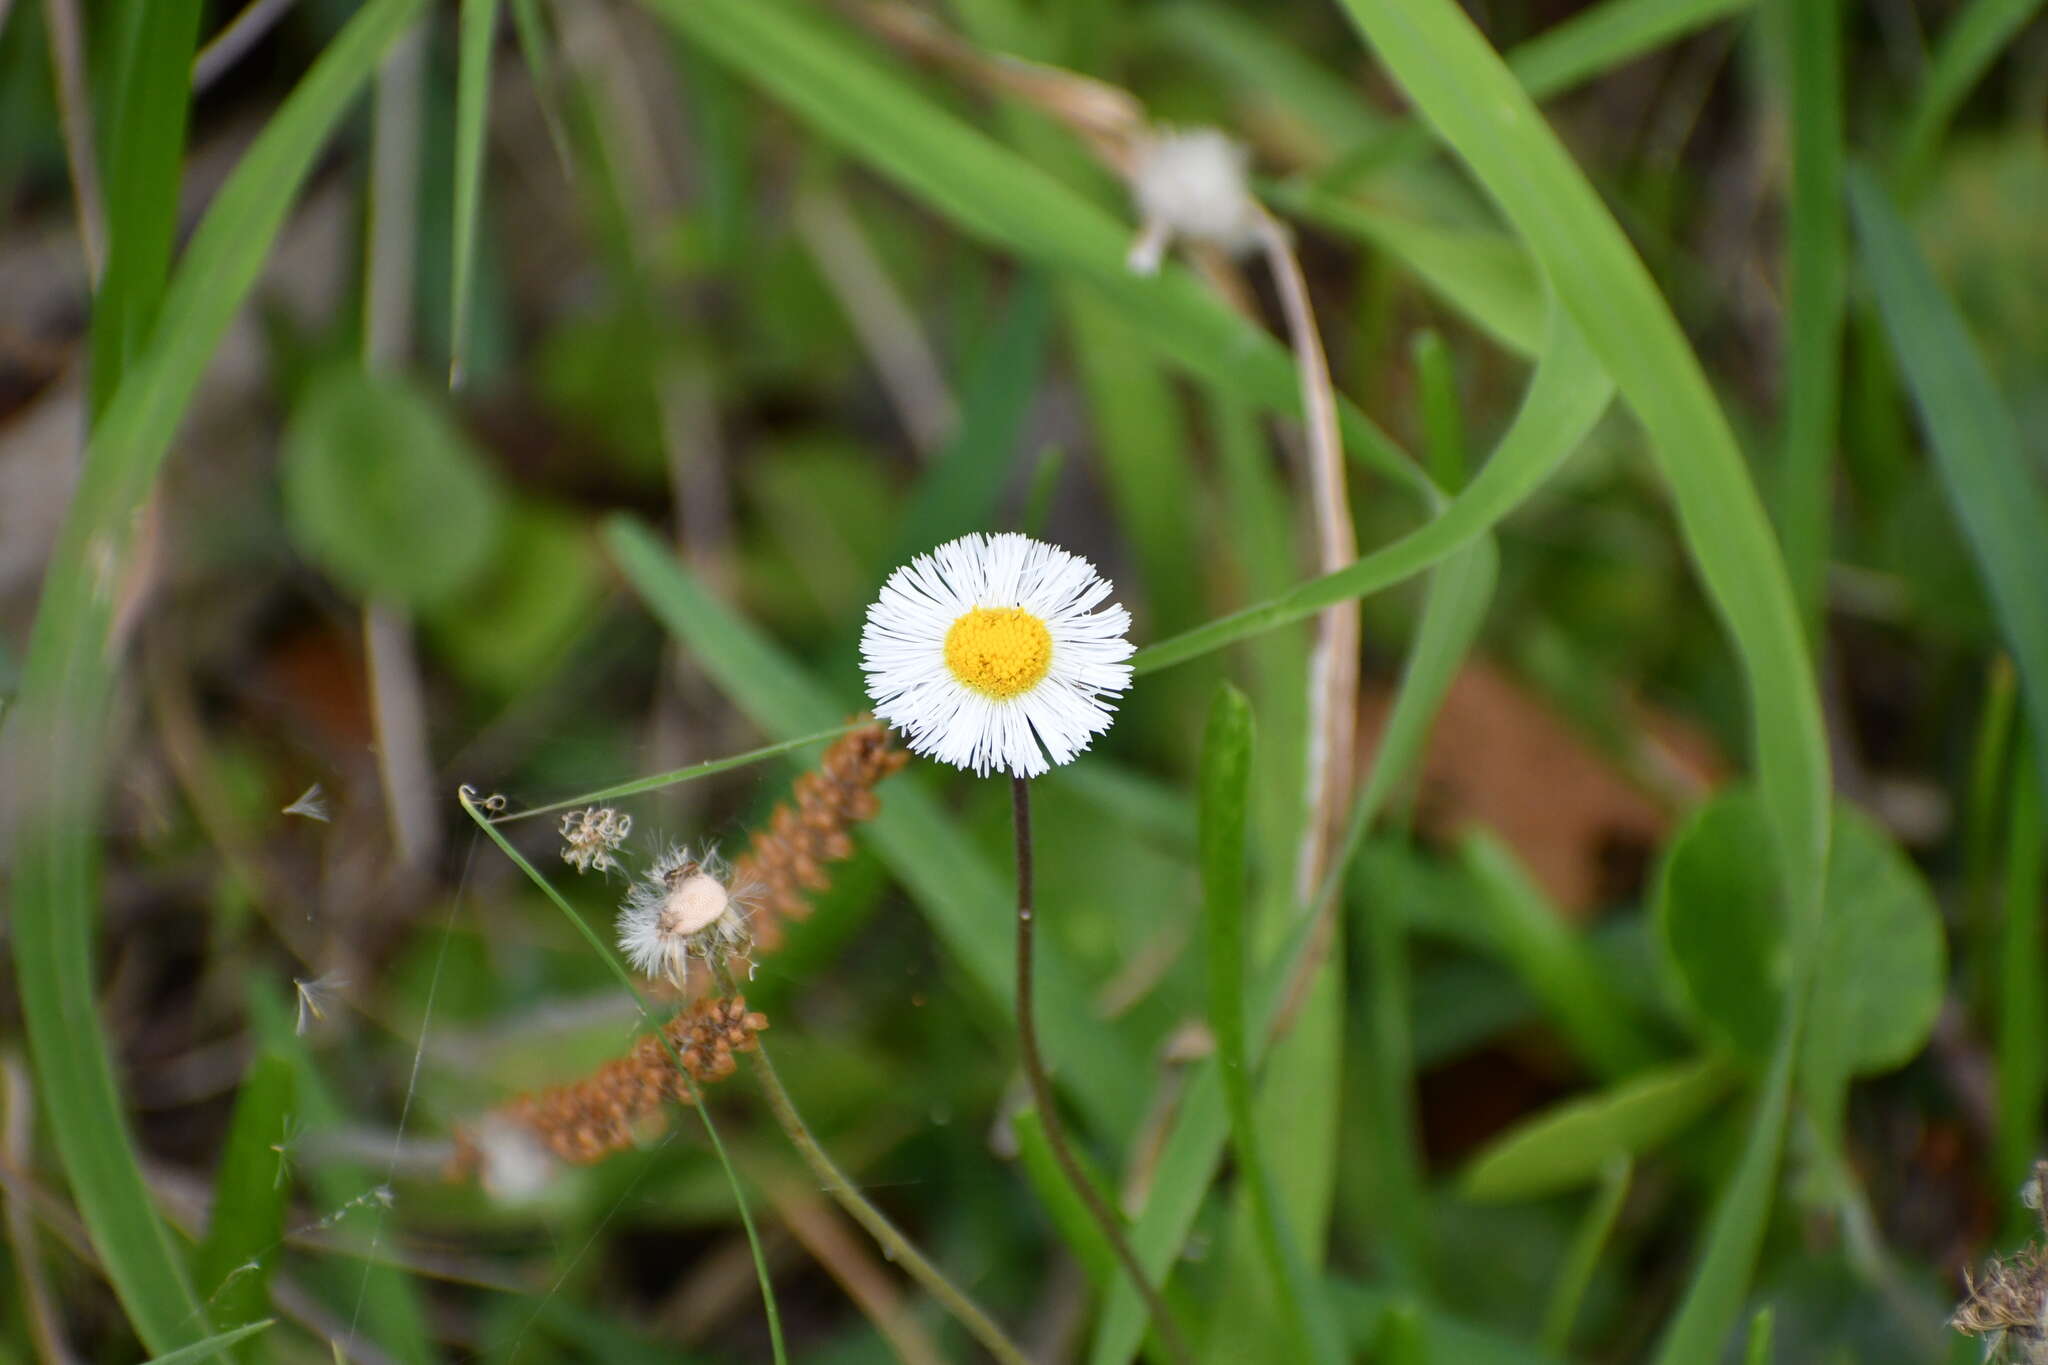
<box><xmin>1324</xmin><ymin>7</ymin><xmax>1829</xmax><ymax>1354</ymax></box>
<box><xmin>1656</xmin><ymin>789</ymin><xmax>1944</xmax><ymax>1079</ymax></box>
<box><xmin>281</xmin><ymin>368</ymin><xmax>508</xmax><ymax>607</ymax></box>
<box><xmin>603</xmin><ymin>516</ymin><xmax>1151</xmax><ymax>1137</ymax></box>
<box><xmin>5</xmin><ymin>1</ymin><xmax>425</xmax><ymax>1351</ymax></box>
<box><xmin>1460</xmin><ymin>1058</ymin><xmax>1731</xmax><ymax>1201</ymax></box>
<box><xmin>193</xmin><ymin>1054</ymin><xmax>296</xmax><ymax>1351</ymax></box>
<box><xmin>1849</xmin><ymin>167</ymin><xmax>2048</xmax><ymax>811</ymax></box>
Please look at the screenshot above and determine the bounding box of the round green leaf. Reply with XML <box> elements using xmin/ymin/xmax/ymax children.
<box><xmin>1655</xmin><ymin>787</ymin><xmax>1946</xmax><ymax>1076</ymax></box>
<box><xmin>1653</xmin><ymin>789</ymin><xmax>1789</xmax><ymax>1064</ymax></box>
<box><xmin>281</xmin><ymin>367</ymin><xmax>506</xmax><ymax>606</ymax></box>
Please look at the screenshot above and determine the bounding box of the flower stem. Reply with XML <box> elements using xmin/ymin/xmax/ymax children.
<box><xmin>714</xmin><ymin>965</ymin><xmax>1031</xmax><ymax>1365</ymax></box>
<box><xmin>1011</xmin><ymin>776</ymin><xmax>1193</xmax><ymax>1365</ymax></box>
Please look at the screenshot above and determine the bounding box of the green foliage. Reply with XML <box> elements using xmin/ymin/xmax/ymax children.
<box><xmin>282</xmin><ymin>367</ymin><xmax>508</xmax><ymax>607</ymax></box>
<box><xmin>193</xmin><ymin>1054</ymin><xmax>296</xmax><ymax>1347</ymax></box>
<box><xmin>1461</xmin><ymin>1060</ymin><xmax>1731</xmax><ymax>1201</ymax></box>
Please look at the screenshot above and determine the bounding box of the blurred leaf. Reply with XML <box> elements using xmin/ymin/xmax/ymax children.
<box><xmin>1850</xmin><ymin>166</ymin><xmax>2048</xmax><ymax>810</ymax></box>
<box><xmin>1542</xmin><ymin>1157</ymin><xmax>1632</xmax><ymax>1353</ymax></box>
<box><xmin>4</xmin><ymin>0</ymin><xmax>425</xmax><ymax>1351</ymax></box>
<box><xmin>193</xmin><ymin>1054</ymin><xmax>295</xmax><ymax>1349</ymax></box>
<box><xmin>1460</xmin><ymin>1058</ymin><xmax>1731</xmax><ymax>1201</ymax></box>
<box><xmin>425</xmin><ymin>502</ymin><xmax>601</xmax><ymax>694</ymax></box>
<box><xmin>1653</xmin><ymin>790</ymin><xmax>1788</xmax><ymax>1063</ymax></box>
<box><xmin>1656</xmin><ymin>789</ymin><xmax>1944</xmax><ymax>1079</ymax></box>
<box><xmin>138</xmin><ymin>1322</ymin><xmax>274</xmax><ymax>1365</ymax></box>
<box><xmin>450</xmin><ymin>0</ymin><xmax>501</xmax><ymax>386</ymax></box>
<box><xmin>1506</xmin><ymin>0</ymin><xmax>1752</xmax><ymax>100</ymax></box>
<box><xmin>282</xmin><ymin>367</ymin><xmax>508</xmax><ymax>606</ymax></box>
<box><xmin>1895</xmin><ymin>0</ymin><xmax>2048</xmax><ymax>194</ymax></box>
<box><xmin>87</xmin><ymin>0</ymin><xmax>201</xmax><ymax>420</ymax></box>
<box><xmin>1459</xmin><ymin>830</ymin><xmax>1657</xmax><ymax>1080</ymax></box>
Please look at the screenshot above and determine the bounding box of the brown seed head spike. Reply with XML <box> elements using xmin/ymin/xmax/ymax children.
<box><xmin>731</xmin><ymin>719</ymin><xmax>909</xmax><ymax>954</ymax></box>
<box><xmin>455</xmin><ymin>997</ymin><xmax>770</xmax><ymax>1172</ymax></box>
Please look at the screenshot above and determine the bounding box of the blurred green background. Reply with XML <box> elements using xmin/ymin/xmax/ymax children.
<box><xmin>1</xmin><ymin>0</ymin><xmax>2045</xmax><ymax>1361</ymax></box>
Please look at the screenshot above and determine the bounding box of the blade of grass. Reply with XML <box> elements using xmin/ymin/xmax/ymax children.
<box><xmin>1770</xmin><ymin>0</ymin><xmax>1843</xmax><ymax>640</ymax></box>
<box><xmin>86</xmin><ymin>0</ymin><xmax>201</xmax><ymax>419</ymax></box>
<box><xmin>1412</xmin><ymin>329</ymin><xmax>1466</xmax><ymax>491</ymax></box>
<box><xmin>1963</xmin><ymin>659</ymin><xmax>2018</xmax><ymax>1012</ymax></box>
<box><xmin>1541</xmin><ymin>1157</ymin><xmax>1632</xmax><ymax>1355</ymax></box>
<box><xmin>1458</xmin><ymin>830</ymin><xmax>1658</xmax><ymax>1080</ymax></box>
<box><xmin>1091</xmin><ymin>538</ymin><xmax>1497</xmax><ymax>1365</ymax></box>
<box><xmin>1895</xmin><ymin>0</ymin><xmax>2046</xmax><ymax>197</ymax></box>
<box><xmin>1848</xmin><ymin>167</ymin><xmax>2048</xmax><ymax>812</ymax></box>
<box><xmin>505</xmin><ymin>0</ymin><xmax>574</xmax><ymax>176</ymax></box>
<box><xmin>635</xmin><ymin>0</ymin><xmax>1438</xmax><ymax>509</ymax></box>
<box><xmin>459</xmin><ymin>793</ymin><xmax>788</xmax><ymax>1365</ymax></box>
<box><xmin>1133</xmin><ymin>303</ymin><xmax>1607</xmax><ymax>675</ymax></box>
<box><xmin>1506</xmin><ymin>0</ymin><xmax>1753</xmax><ymax>101</ymax></box>
<box><xmin>602</xmin><ymin>516</ymin><xmax>1151</xmax><ymax>1137</ymax></box>
<box><xmin>4</xmin><ymin>1</ymin><xmax>424</xmax><ymax>1351</ymax></box>
<box><xmin>1328</xmin><ymin>6</ymin><xmax>1831</xmax><ymax>1359</ymax></box>
<box><xmin>1997</xmin><ymin>735</ymin><xmax>2046</xmax><ymax>1219</ymax></box>
<box><xmin>490</xmin><ymin>723</ymin><xmax>861</xmax><ymax>821</ymax></box>
<box><xmin>1268</xmin><ymin>184</ymin><xmax>1544</xmax><ymax>358</ymax></box>
<box><xmin>243</xmin><ymin>985</ymin><xmax>430</xmax><ymax>1364</ymax></box>
<box><xmin>1201</xmin><ymin>685</ymin><xmax>1342</xmax><ymax>1364</ymax></box>
<box><xmin>450</xmin><ymin>0</ymin><xmax>500</xmax><ymax>387</ymax></box>
<box><xmin>192</xmin><ymin>1053</ymin><xmax>295</xmax><ymax>1355</ymax></box>
<box><xmin>139</xmin><ymin>1321</ymin><xmax>274</xmax><ymax>1365</ymax></box>
<box><xmin>1744</xmin><ymin>1307</ymin><xmax>1774</xmax><ymax>1365</ymax></box>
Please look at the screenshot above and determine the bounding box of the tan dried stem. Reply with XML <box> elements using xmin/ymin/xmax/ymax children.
<box><xmin>766</xmin><ymin>1181</ymin><xmax>947</xmax><ymax>1365</ymax></box>
<box><xmin>39</xmin><ymin>0</ymin><xmax>103</xmax><ymax>283</ymax></box>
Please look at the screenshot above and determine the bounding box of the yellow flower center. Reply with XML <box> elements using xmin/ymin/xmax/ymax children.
<box><xmin>944</xmin><ymin>606</ymin><xmax>1052</xmax><ymax>699</ymax></box>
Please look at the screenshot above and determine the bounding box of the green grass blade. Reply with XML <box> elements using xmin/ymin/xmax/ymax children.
<box><xmin>1271</xmin><ymin>184</ymin><xmax>1545</xmax><ymax>358</ymax></box>
<box><xmin>1743</xmin><ymin>1307</ymin><xmax>1775</xmax><ymax>1365</ymax></box>
<box><xmin>1849</xmin><ymin>167</ymin><xmax>2048</xmax><ymax>810</ymax></box>
<box><xmin>635</xmin><ymin>0</ymin><xmax>1436</xmax><ymax>507</ymax></box>
<box><xmin>450</xmin><ymin>0</ymin><xmax>501</xmax><ymax>387</ymax></box>
<box><xmin>602</xmin><ymin>516</ymin><xmax>1151</xmax><ymax>1137</ymax></box>
<box><xmin>1412</xmin><ymin>330</ymin><xmax>1467</xmax><ymax>491</ymax></box>
<box><xmin>1895</xmin><ymin>0</ymin><xmax>2047</xmax><ymax>196</ymax></box>
<box><xmin>4</xmin><ymin>1</ymin><xmax>424</xmax><ymax>1351</ymax></box>
<box><xmin>1506</xmin><ymin>0</ymin><xmax>1753</xmax><ymax>101</ymax></box>
<box><xmin>1460</xmin><ymin>1059</ymin><xmax>1730</xmax><ymax>1201</ymax></box>
<box><xmin>1458</xmin><ymin>831</ymin><xmax>1657</xmax><ymax>1080</ymax></box>
<box><xmin>459</xmin><ymin>794</ymin><xmax>788</xmax><ymax>1365</ymax></box>
<box><xmin>1541</xmin><ymin>1157</ymin><xmax>1632</xmax><ymax>1355</ymax></box>
<box><xmin>138</xmin><ymin>1321</ymin><xmax>274</xmax><ymax>1365</ymax></box>
<box><xmin>243</xmin><ymin>986</ymin><xmax>431</xmax><ymax>1363</ymax></box>
<box><xmin>193</xmin><ymin>1053</ymin><xmax>295</xmax><ymax>1350</ymax></box>
<box><xmin>894</xmin><ymin>273</ymin><xmax>1054</xmax><ymax>559</ymax></box>
<box><xmin>1091</xmin><ymin>540</ymin><xmax>1496</xmax><ymax>1365</ymax></box>
<box><xmin>1200</xmin><ymin>685</ymin><xmax>1342</xmax><ymax>1364</ymax></box>
<box><xmin>86</xmin><ymin>0</ymin><xmax>201</xmax><ymax>420</ymax></box>
<box><xmin>493</xmin><ymin>723</ymin><xmax>861</xmax><ymax>821</ymax></box>
<box><xmin>1770</xmin><ymin>0</ymin><xmax>1844</xmax><ymax>638</ymax></box>
<box><xmin>1135</xmin><ymin>305</ymin><xmax>1607</xmax><ymax>675</ymax></box>
<box><xmin>1327</xmin><ymin>6</ymin><xmax>1830</xmax><ymax>1359</ymax></box>
<box><xmin>1997</xmin><ymin>737</ymin><xmax>2046</xmax><ymax>1211</ymax></box>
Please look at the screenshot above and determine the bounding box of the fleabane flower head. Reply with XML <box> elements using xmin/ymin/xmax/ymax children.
<box><xmin>860</xmin><ymin>533</ymin><xmax>1134</xmax><ymax>779</ymax></box>
<box><xmin>1127</xmin><ymin>127</ymin><xmax>1261</xmax><ymax>275</ymax></box>
<box><xmin>618</xmin><ymin>845</ymin><xmax>751</xmax><ymax>984</ymax></box>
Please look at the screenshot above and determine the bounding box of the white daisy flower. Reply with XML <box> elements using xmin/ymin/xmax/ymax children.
<box><xmin>860</xmin><ymin>533</ymin><xmax>1135</xmax><ymax>779</ymax></box>
<box><xmin>617</xmin><ymin>844</ymin><xmax>752</xmax><ymax>983</ymax></box>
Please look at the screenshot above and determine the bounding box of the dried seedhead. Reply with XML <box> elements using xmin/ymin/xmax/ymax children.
<box><xmin>560</xmin><ymin>806</ymin><xmax>632</xmax><ymax>876</ymax></box>
<box><xmin>732</xmin><ymin>720</ymin><xmax>909</xmax><ymax>954</ymax></box>
<box><xmin>618</xmin><ymin>845</ymin><xmax>753</xmax><ymax>984</ymax></box>
<box><xmin>453</xmin><ymin>996</ymin><xmax>770</xmax><ymax>1175</ymax></box>
<box><xmin>1955</xmin><ymin>1161</ymin><xmax>2048</xmax><ymax>1361</ymax></box>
